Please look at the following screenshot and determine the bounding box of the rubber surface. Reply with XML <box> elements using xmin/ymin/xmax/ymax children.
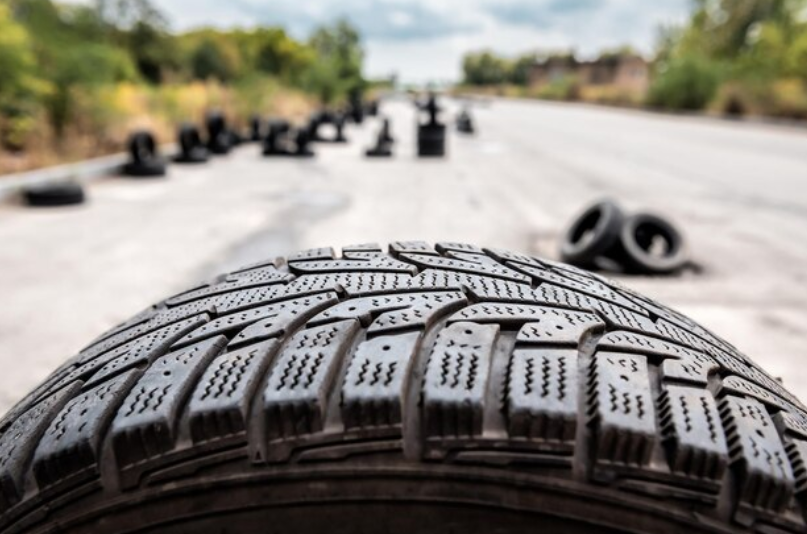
<box><xmin>614</xmin><ymin>212</ymin><xmax>688</xmax><ymax>274</ymax></box>
<box><xmin>1</xmin><ymin>242</ymin><xmax>806</xmax><ymax>533</ymax></box>
<box><xmin>22</xmin><ymin>183</ymin><xmax>85</xmax><ymax>207</ymax></box>
<box><xmin>560</xmin><ymin>200</ymin><xmax>625</xmax><ymax>267</ymax></box>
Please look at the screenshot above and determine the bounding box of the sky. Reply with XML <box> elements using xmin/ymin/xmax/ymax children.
<box><xmin>81</xmin><ymin>0</ymin><xmax>693</xmax><ymax>83</ymax></box>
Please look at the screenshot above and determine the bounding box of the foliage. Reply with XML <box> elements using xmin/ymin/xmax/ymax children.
<box><xmin>647</xmin><ymin>55</ymin><xmax>720</xmax><ymax>110</ymax></box>
<box><xmin>652</xmin><ymin>0</ymin><xmax>807</xmax><ymax>112</ymax></box>
<box><xmin>304</xmin><ymin>19</ymin><xmax>364</xmax><ymax>103</ymax></box>
<box><xmin>0</xmin><ymin>0</ymin><xmax>364</xmax><ymax>162</ymax></box>
<box><xmin>0</xmin><ymin>3</ymin><xmax>50</xmax><ymax>149</ymax></box>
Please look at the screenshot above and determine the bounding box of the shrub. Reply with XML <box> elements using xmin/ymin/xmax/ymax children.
<box><xmin>647</xmin><ymin>56</ymin><xmax>720</xmax><ymax>111</ymax></box>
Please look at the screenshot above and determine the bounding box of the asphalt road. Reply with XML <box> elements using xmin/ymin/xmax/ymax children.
<box><xmin>1</xmin><ymin>96</ymin><xmax>806</xmax><ymax>414</ymax></box>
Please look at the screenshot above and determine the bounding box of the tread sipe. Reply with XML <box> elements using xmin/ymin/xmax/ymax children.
<box><xmin>1</xmin><ymin>242</ymin><xmax>806</xmax><ymax>533</ymax></box>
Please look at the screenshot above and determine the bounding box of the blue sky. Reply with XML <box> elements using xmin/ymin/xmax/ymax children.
<box><xmin>86</xmin><ymin>0</ymin><xmax>693</xmax><ymax>82</ymax></box>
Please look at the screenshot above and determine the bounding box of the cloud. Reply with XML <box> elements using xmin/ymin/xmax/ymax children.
<box><xmin>488</xmin><ymin>0</ymin><xmax>605</xmax><ymax>29</ymax></box>
<box><xmin>187</xmin><ymin>0</ymin><xmax>480</xmax><ymax>41</ymax></box>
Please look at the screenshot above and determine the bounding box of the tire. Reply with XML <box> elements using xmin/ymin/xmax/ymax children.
<box><xmin>22</xmin><ymin>182</ymin><xmax>85</xmax><ymax>207</ymax></box>
<box><xmin>417</xmin><ymin>124</ymin><xmax>446</xmax><ymax>157</ymax></box>
<box><xmin>1</xmin><ymin>242</ymin><xmax>806</xmax><ymax>534</ymax></box>
<box><xmin>613</xmin><ymin>213</ymin><xmax>688</xmax><ymax>274</ymax></box>
<box><xmin>123</xmin><ymin>131</ymin><xmax>167</xmax><ymax>177</ymax></box>
<box><xmin>560</xmin><ymin>200</ymin><xmax>624</xmax><ymax>267</ymax></box>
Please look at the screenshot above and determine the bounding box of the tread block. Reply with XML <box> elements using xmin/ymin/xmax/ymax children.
<box><xmin>287</xmin><ymin>247</ymin><xmax>335</xmax><ymax>262</ymax></box>
<box><xmin>720</xmin><ymin>376</ymin><xmax>793</xmax><ymax>413</ymax></box>
<box><xmin>658</xmin><ymin>386</ymin><xmax>727</xmax><ymax>481</ymax></box>
<box><xmin>711</xmin><ymin>350</ymin><xmax>804</xmax><ymax>410</ymax></box>
<box><xmin>399</xmin><ymin>253</ymin><xmax>528</xmax><ymax>282</ymax></box>
<box><xmin>661</xmin><ymin>351</ymin><xmax>720</xmax><ymax>385</ymax></box>
<box><xmin>515</xmin><ymin>309</ymin><xmax>604</xmax><ymax>346</ymax></box>
<box><xmin>507</xmin><ymin>263</ymin><xmax>645</xmax><ymax>313</ymax></box>
<box><xmin>342</xmin><ymin>243</ymin><xmax>383</xmax><ymax>253</ymax></box>
<box><xmin>342</xmin><ymin>332</ymin><xmax>421</xmax><ymax>429</ymax></box>
<box><xmin>588</xmin><ymin>352</ymin><xmax>657</xmax><ymax>466</ymax></box>
<box><xmin>389</xmin><ymin>241</ymin><xmax>438</xmax><ymax>256</ymax></box>
<box><xmin>450</xmin><ymin>303</ymin><xmax>594</xmax><ymax>330</ymax></box>
<box><xmin>423</xmin><ymin>322</ymin><xmax>499</xmax><ymax>438</ymax></box>
<box><xmin>229</xmin><ymin>293</ymin><xmax>342</xmax><ymax>348</ymax></box>
<box><xmin>310</xmin><ymin>291</ymin><xmax>467</xmax><ymax>335</ymax></box>
<box><xmin>189</xmin><ymin>340</ymin><xmax>280</xmax><ymax>443</ymax></box>
<box><xmin>84</xmin><ymin>314</ymin><xmax>211</xmax><ymax>388</ymax></box>
<box><xmin>79</xmin><ymin>300</ymin><xmax>216</xmax><ymax>362</ymax></box>
<box><xmin>33</xmin><ymin>370</ymin><xmax>140</xmax><ymax>487</ymax></box>
<box><xmin>176</xmin><ymin>293</ymin><xmax>338</xmax><ymax>348</ymax></box>
<box><xmin>288</xmin><ymin>257</ymin><xmax>417</xmax><ymax>275</ymax></box>
<box><xmin>263</xmin><ymin>320</ymin><xmax>360</xmax><ymax>440</ymax></box>
<box><xmin>435</xmin><ymin>242</ymin><xmax>485</xmax><ymax>254</ymax></box>
<box><xmin>111</xmin><ymin>337</ymin><xmax>226</xmax><ymax>466</ymax></box>
<box><xmin>212</xmin><ymin>279</ymin><xmax>339</xmax><ymax>314</ymax></box>
<box><xmin>411</xmin><ymin>270</ymin><xmax>536</xmax><ymax>302</ymax></box>
<box><xmin>719</xmin><ymin>396</ymin><xmax>794</xmax><ymax>512</ymax></box>
<box><xmin>506</xmin><ymin>348</ymin><xmax>578</xmax><ymax>445</ymax></box>
<box><xmin>78</xmin><ymin>314</ymin><xmax>210</xmax><ymax>366</ymax></box>
<box><xmin>483</xmin><ymin>247</ymin><xmax>546</xmax><ymax>269</ymax></box>
<box><xmin>0</xmin><ymin>384</ymin><xmax>79</xmax><ymax>510</ymax></box>
<box><xmin>599</xmin><ymin>331</ymin><xmax>699</xmax><ymax>360</ymax></box>
<box><xmin>50</xmin><ymin>314</ymin><xmax>209</xmax><ymax>395</ymax></box>
<box><xmin>166</xmin><ymin>267</ymin><xmax>293</xmax><ymax>306</ymax></box>
<box><xmin>776</xmin><ymin>412</ymin><xmax>807</xmax><ymax>440</ymax></box>
<box><xmin>783</xmin><ymin>439</ymin><xmax>807</xmax><ymax>495</ymax></box>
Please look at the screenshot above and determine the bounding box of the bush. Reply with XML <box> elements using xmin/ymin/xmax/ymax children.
<box><xmin>534</xmin><ymin>76</ymin><xmax>581</xmax><ymax>101</ymax></box>
<box><xmin>647</xmin><ymin>56</ymin><xmax>720</xmax><ymax>111</ymax></box>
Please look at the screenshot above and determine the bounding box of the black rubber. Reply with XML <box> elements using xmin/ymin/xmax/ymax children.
<box><xmin>174</xmin><ymin>124</ymin><xmax>209</xmax><ymax>164</ymax></box>
<box><xmin>22</xmin><ymin>182</ymin><xmax>86</xmax><ymax>207</ymax></box>
<box><xmin>1</xmin><ymin>242</ymin><xmax>806</xmax><ymax>534</ymax></box>
<box><xmin>122</xmin><ymin>131</ymin><xmax>166</xmax><ymax>178</ymax></box>
<box><xmin>560</xmin><ymin>200</ymin><xmax>625</xmax><ymax>267</ymax></box>
<box><xmin>205</xmin><ymin>112</ymin><xmax>232</xmax><ymax>155</ymax></box>
<box><xmin>615</xmin><ymin>213</ymin><xmax>688</xmax><ymax>274</ymax></box>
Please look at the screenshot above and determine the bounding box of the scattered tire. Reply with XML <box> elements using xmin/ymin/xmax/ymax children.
<box><xmin>1</xmin><ymin>242</ymin><xmax>806</xmax><ymax>534</ymax></box>
<box><xmin>121</xmin><ymin>131</ymin><xmax>166</xmax><ymax>177</ymax></box>
<box><xmin>262</xmin><ymin>119</ymin><xmax>292</xmax><ymax>157</ymax></box>
<box><xmin>174</xmin><ymin>124</ymin><xmax>209</xmax><ymax>164</ymax></box>
<box><xmin>456</xmin><ymin>109</ymin><xmax>475</xmax><ymax>134</ymax></box>
<box><xmin>560</xmin><ymin>199</ymin><xmax>624</xmax><ymax>267</ymax></box>
<box><xmin>22</xmin><ymin>182</ymin><xmax>85</xmax><ymax>207</ymax></box>
<box><xmin>205</xmin><ymin>112</ymin><xmax>232</xmax><ymax>155</ymax></box>
<box><xmin>614</xmin><ymin>212</ymin><xmax>688</xmax><ymax>274</ymax></box>
<box><xmin>418</xmin><ymin>95</ymin><xmax>446</xmax><ymax>157</ymax></box>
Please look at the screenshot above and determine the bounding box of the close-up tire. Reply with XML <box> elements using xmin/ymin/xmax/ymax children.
<box><xmin>0</xmin><ymin>242</ymin><xmax>805</xmax><ymax>534</ymax></box>
<box><xmin>560</xmin><ymin>199</ymin><xmax>624</xmax><ymax>267</ymax></box>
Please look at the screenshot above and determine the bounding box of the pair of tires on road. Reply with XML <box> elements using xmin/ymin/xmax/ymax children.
<box><xmin>561</xmin><ymin>199</ymin><xmax>688</xmax><ymax>274</ymax></box>
<box><xmin>1</xmin><ymin>240</ymin><xmax>805</xmax><ymax>533</ymax></box>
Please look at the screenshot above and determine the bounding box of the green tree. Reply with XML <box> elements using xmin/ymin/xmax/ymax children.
<box><xmin>462</xmin><ymin>51</ymin><xmax>509</xmax><ymax>85</ymax></box>
<box><xmin>47</xmin><ymin>43</ymin><xmax>138</xmax><ymax>136</ymax></box>
<box><xmin>509</xmin><ymin>52</ymin><xmax>537</xmax><ymax>86</ymax></box>
<box><xmin>0</xmin><ymin>3</ymin><xmax>48</xmax><ymax>149</ymax></box>
<box><xmin>305</xmin><ymin>19</ymin><xmax>364</xmax><ymax>103</ymax></box>
<box><xmin>189</xmin><ymin>37</ymin><xmax>242</xmax><ymax>82</ymax></box>
<box><xmin>648</xmin><ymin>55</ymin><xmax>720</xmax><ymax>110</ymax></box>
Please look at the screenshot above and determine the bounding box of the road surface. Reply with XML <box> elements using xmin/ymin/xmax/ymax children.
<box><xmin>1</xmin><ymin>97</ymin><xmax>806</xmax><ymax>413</ymax></box>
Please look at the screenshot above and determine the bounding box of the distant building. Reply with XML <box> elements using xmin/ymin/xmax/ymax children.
<box><xmin>530</xmin><ymin>54</ymin><xmax>649</xmax><ymax>95</ymax></box>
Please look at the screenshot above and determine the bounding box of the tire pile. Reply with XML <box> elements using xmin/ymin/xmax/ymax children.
<box><xmin>560</xmin><ymin>199</ymin><xmax>689</xmax><ymax>275</ymax></box>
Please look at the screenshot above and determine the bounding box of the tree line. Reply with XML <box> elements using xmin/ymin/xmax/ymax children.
<box><xmin>460</xmin><ymin>0</ymin><xmax>807</xmax><ymax>117</ymax></box>
<box><xmin>0</xmin><ymin>0</ymin><xmax>365</xmax><ymax>153</ymax></box>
